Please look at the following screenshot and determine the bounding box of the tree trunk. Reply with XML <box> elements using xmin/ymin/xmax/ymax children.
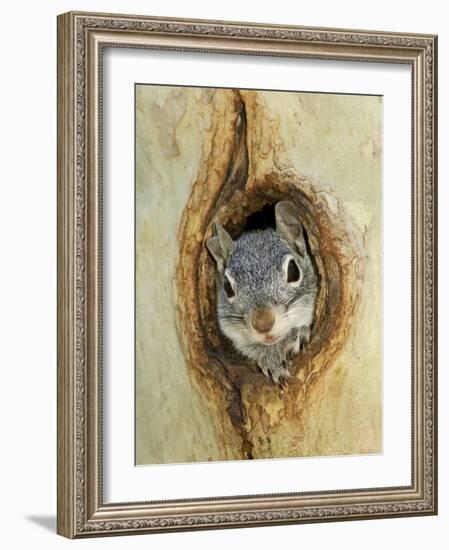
<box><xmin>136</xmin><ymin>85</ymin><xmax>382</xmax><ymax>464</ymax></box>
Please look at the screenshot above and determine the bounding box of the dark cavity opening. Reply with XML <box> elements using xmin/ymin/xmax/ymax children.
<box><xmin>241</xmin><ymin>203</ymin><xmax>276</xmax><ymax>232</ymax></box>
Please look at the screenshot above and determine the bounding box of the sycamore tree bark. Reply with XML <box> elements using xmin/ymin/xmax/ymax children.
<box><xmin>136</xmin><ymin>85</ymin><xmax>382</xmax><ymax>464</ymax></box>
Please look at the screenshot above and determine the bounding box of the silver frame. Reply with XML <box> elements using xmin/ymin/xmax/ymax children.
<box><xmin>57</xmin><ymin>11</ymin><xmax>438</xmax><ymax>538</ymax></box>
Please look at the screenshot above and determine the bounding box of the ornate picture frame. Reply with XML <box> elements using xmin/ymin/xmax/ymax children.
<box><xmin>57</xmin><ymin>11</ymin><xmax>438</xmax><ymax>538</ymax></box>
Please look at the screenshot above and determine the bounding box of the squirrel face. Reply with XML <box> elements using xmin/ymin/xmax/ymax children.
<box><xmin>206</xmin><ymin>201</ymin><xmax>318</xmax><ymax>377</ymax></box>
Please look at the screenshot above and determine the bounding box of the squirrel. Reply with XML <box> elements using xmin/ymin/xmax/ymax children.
<box><xmin>206</xmin><ymin>201</ymin><xmax>318</xmax><ymax>386</ymax></box>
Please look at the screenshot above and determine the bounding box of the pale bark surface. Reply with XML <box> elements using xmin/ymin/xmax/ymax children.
<box><xmin>136</xmin><ymin>85</ymin><xmax>382</xmax><ymax>464</ymax></box>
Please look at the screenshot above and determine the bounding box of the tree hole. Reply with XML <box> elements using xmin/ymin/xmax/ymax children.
<box><xmin>174</xmin><ymin>92</ymin><xmax>365</xmax><ymax>457</ymax></box>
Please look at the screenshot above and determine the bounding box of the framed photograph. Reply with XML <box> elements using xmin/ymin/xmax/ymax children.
<box><xmin>57</xmin><ymin>11</ymin><xmax>438</xmax><ymax>538</ymax></box>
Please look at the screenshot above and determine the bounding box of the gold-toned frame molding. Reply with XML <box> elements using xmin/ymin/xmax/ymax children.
<box><xmin>57</xmin><ymin>11</ymin><xmax>438</xmax><ymax>539</ymax></box>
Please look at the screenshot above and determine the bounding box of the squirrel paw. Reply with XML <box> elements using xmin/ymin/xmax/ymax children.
<box><xmin>257</xmin><ymin>358</ymin><xmax>291</xmax><ymax>387</ymax></box>
<box><xmin>286</xmin><ymin>326</ymin><xmax>311</xmax><ymax>361</ymax></box>
<box><xmin>275</xmin><ymin>370</ymin><xmax>292</xmax><ymax>387</ymax></box>
<box><xmin>271</xmin><ymin>370</ymin><xmax>291</xmax><ymax>387</ymax></box>
<box><xmin>270</xmin><ymin>360</ymin><xmax>292</xmax><ymax>387</ymax></box>
<box><xmin>288</xmin><ymin>338</ymin><xmax>300</xmax><ymax>360</ymax></box>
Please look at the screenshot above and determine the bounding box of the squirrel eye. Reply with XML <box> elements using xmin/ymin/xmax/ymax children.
<box><xmin>224</xmin><ymin>275</ymin><xmax>235</xmax><ymax>298</ymax></box>
<box><xmin>287</xmin><ymin>259</ymin><xmax>300</xmax><ymax>283</ymax></box>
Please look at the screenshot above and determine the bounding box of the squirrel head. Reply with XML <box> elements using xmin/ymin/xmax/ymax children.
<box><xmin>206</xmin><ymin>201</ymin><xmax>317</xmax><ymax>353</ymax></box>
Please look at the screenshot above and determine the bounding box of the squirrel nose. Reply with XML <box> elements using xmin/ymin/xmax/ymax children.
<box><xmin>250</xmin><ymin>308</ymin><xmax>275</xmax><ymax>334</ymax></box>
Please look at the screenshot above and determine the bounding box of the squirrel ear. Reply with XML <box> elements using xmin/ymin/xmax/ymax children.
<box><xmin>205</xmin><ymin>221</ymin><xmax>234</xmax><ymax>272</ymax></box>
<box><xmin>275</xmin><ymin>201</ymin><xmax>306</xmax><ymax>257</ymax></box>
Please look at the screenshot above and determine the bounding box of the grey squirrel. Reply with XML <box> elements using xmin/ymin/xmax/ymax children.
<box><xmin>206</xmin><ymin>201</ymin><xmax>318</xmax><ymax>385</ymax></box>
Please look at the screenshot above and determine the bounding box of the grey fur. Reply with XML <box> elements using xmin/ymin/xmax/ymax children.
<box><xmin>206</xmin><ymin>201</ymin><xmax>318</xmax><ymax>385</ymax></box>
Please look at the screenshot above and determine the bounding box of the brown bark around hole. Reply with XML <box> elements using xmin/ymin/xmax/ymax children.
<box><xmin>175</xmin><ymin>89</ymin><xmax>365</xmax><ymax>460</ymax></box>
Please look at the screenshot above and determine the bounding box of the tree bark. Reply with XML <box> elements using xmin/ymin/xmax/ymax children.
<box><xmin>136</xmin><ymin>85</ymin><xmax>382</xmax><ymax>464</ymax></box>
